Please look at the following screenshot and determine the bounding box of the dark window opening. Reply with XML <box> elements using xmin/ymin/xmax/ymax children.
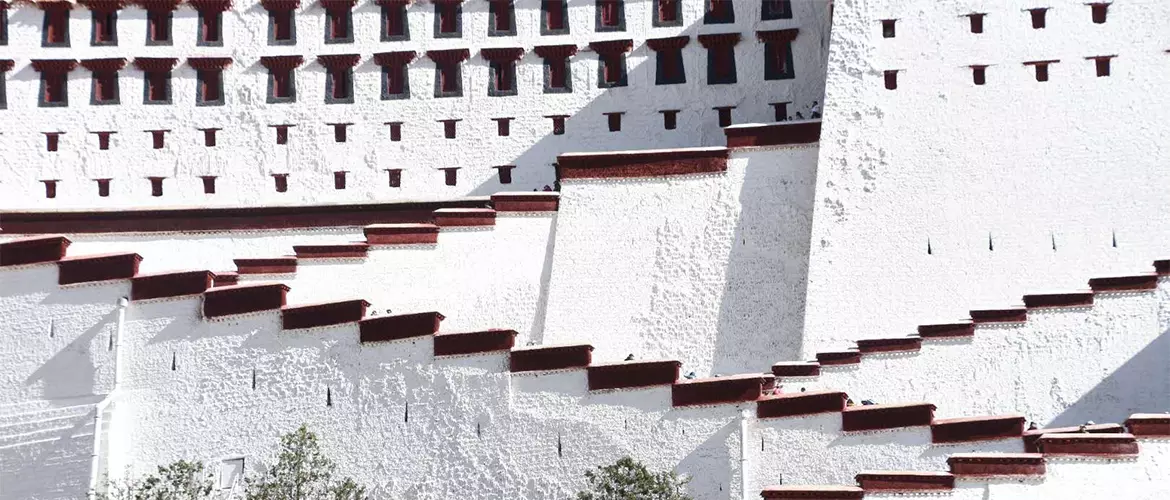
<box><xmin>95</xmin><ymin>131</ymin><xmax>112</xmax><ymax>150</ymax></box>
<box><xmin>1030</xmin><ymin>62</ymin><xmax>1051</xmax><ymax>82</ymax></box>
<box><xmin>92</xmin><ymin>11</ymin><xmax>117</xmax><ymax>45</ymax></box>
<box><xmin>43</xmin><ymin>9</ymin><xmax>70</xmax><ymax>46</ymax></box>
<box><xmin>380</xmin><ymin>61</ymin><xmax>409</xmax><ymax>99</ymax></box>
<box><xmin>326</xmin><ymin>8</ymin><xmax>352</xmax><ymax>43</ymax></box>
<box><xmin>489</xmin><ymin>61</ymin><xmax>517</xmax><ymax>96</ymax></box>
<box><xmin>762</xmin><ymin>0</ymin><xmax>793</xmax><ymax>20</ymax></box>
<box><xmin>332</xmin><ymin>123</ymin><xmax>348</xmax><ymax>142</ymax></box>
<box><xmin>705</xmin><ymin>0</ymin><xmax>734</xmax><ymax>24</ymax></box>
<box><xmin>489</xmin><ymin>1</ymin><xmax>515</xmax><ymax>36</ymax></box>
<box><xmin>661</xmin><ymin>110</ymin><xmax>678</xmax><ymax>130</ymax></box>
<box><xmin>548</xmin><ymin>115</ymin><xmax>567</xmax><ymax>135</ymax></box>
<box><xmin>97</xmin><ymin>179</ymin><xmax>111</xmax><ymax>197</ymax></box>
<box><xmin>435</xmin><ymin>2</ymin><xmax>461</xmax><ymax>37</ymax></box>
<box><xmin>43</xmin><ymin>180</ymin><xmax>58</xmax><ymax>199</ymax></box>
<box><xmin>41</xmin><ymin>73</ymin><xmax>68</xmax><ymax>107</ymax></box>
<box><xmin>764</xmin><ymin>41</ymin><xmax>795</xmax><ymax>80</ymax></box>
<box><xmin>386</xmin><ymin>169</ymin><xmax>402</xmax><ymax>187</ymax></box>
<box><xmin>597</xmin><ymin>0</ymin><xmax>625</xmax><ymax>31</ymax></box>
<box><xmin>92</xmin><ymin>72</ymin><xmax>119</xmax><ymax>105</ymax></box>
<box><xmin>882</xmin><ymin>19</ymin><xmax>896</xmax><ymax>38</ymax></box>
<box><xmin>441</xmin><ymin>119</ymin><xmax>458</xmax><ymax>139</ymax></box>
<box><xmin>496</xmin><ymin>166</ymin><xmax>514</xmax><ymax>184</ymax></box>
<box><xmin>707</xmin><ymin>46</ymin><xmax>737</xmax><ymax>84</ymax></box>
<box><xmin>435</xmin><ymin>62</ymin><xmax>462</xmax><ymax>97</ymax></box>
<box><xmin>1029</xmin><ymin>8</ymin><xmax>1047</xmax><ymax>29</ymax></box>
<box><xmin>770</xmin><ymin>102</ymin><xmax>789</xmax><ymax>121</ymax></box>
<box><xmin>45</xmin><ymin>132</ymin><xmax>61</xmax><ymax>152</ymax></box>
<box><xmin>714</xmin><ymin>106</ymin><xmax>733</xmax><ymax>127</ymax></box>
<box><xmin>387</xmin><ymin>122</ymin><xmax>402</xmax><ymax>141</ymax></box>
<box><xmin>334</xmin><ymin>171</ymin><xmax>347</xmax><ymax>189</ymax></box>
<box><xmin>149</xmin><ymin>177</ymin><xmax>164</xmax><ymax>197</ymax></box>
<box><xmin>273</xmin><ymin>174</ymin><xmax>289</xmax><ymax>193</ymax></box>
<box><xmin>269</xmin><ymin>69</ymin><xmax>295</xmax><ymax>102</ymax></box>
<box><xmin>150</xmin><ymin>130</ymin><xmax>167</xmax><ymax>149</ymax></box>
<box><xmin>968</xmin><ymin>13</ymin><xmax>985</xmax><ymax>33</ymax></box>
<box><xmin>326</xmin><ymin>68</ymin><xmax>353</xmax><ymax>103</ymax></box>
<box><xmin>203</xmin><ymin>128</ymin><xmax>218</xmax><ymax>147</ymax></box>
<box><xmin>1</xmin><ymin>9</ymin><xmax>8</xmax><ymax>46</ymax></box>
<box><xmin>197</xmin><ymin>69</ymin><xmax>223</xmax><ymax>105</ymax></box>
<box><xmin>605</xmin><ymin>112</ymin><xmax>622</xmax><ymax>132</ymax></box>
<box><xmin>144</xmin><ymin>71</ymin><xmax>170</xmax><ymax>104</ymax></box>
<box><xmin>884</xmin><ymin>70</ymin><xmax>898</xmax><ymax>89</ymax></box>
<box><xmin>274</xmin><ymin>125</ymin><xmax>290</xmax><ymax>145</ymax></box>
<box><xmin>542</xmin><ymin>0</ymin><xmax>568</xmax><ymax>34</ymax></box>
<box><xmin>382</xmin><ymin>3</ymin><xmax>409</xmax><ymax>41</ymax></box>
<box><xmin>1091</xmin><ymin>56</ymin><xmax>1112</xmax><ymax>77</ymax></box>
<box><xmin>442</xmin><ymin>168</ymin><xmax>458</xmax><ymax>186</ymax></box>
<box><xmin>147</xmin><ymin>10</ymin><xmax>172</xmax><ymax>44</ymax></box>
<box><xmin>599</xmin><ymin>55</ymin><xmax>627</xmax><ymax>87</ymax></box>
<box><xmin>656</xmin><ymin>48</ymin><xmax>685</xmax><ymax>85</ymax></box>
<box><xmin>494</xmin><ymin>118</ymin><xmax>512</xmax><ymax>136</ymax></box>
<box><xmin>653</xmin><ymin>0</ymin><xmax>681</xmax><ymax>27</ymax></box>
<box><xmin>198</xmin><ymin>10</ymin><xmax>223</xmax><ymax>45</ymax></box>
<box><xmin>544</xmin><ymin>56</ymin><xmax>571</xmax><ymax>93</ymax></box>
<box><xmin>971</xmin><ymin>65</ymin><xmax>987</xmax><ymax>85</ymax></box>
<box><xmin>269</xmin><ymin>10</ymin><xmax>295</xmax><ymax>44</ymax></box>
<box><xmin>201</xmin><ymin>176</ymin><xmax>216</xmax><ymax>194</ymax></box>
<box><xmin>1091</xmin><ymin>3</ymin><xmax>1109</xmax><ymax>24</ymax></box>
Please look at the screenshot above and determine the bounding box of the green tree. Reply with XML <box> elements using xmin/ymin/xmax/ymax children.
<box><xmin>245</xmin><ymin>424</ymin><xmax>367</xmax><ymax>500</ymax></box>
<box><xmin>93</xmin><ymin>460</ymin><xmax>214</xmax><ymax>500</ymax></box>
<box><xmin>576</xmin><ymin>457</ymin><xmax>692</xmax><ymax>500</ymax></box>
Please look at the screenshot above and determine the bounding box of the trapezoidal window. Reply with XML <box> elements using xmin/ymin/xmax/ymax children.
<box><xmin>1028</xmin><ymin>8</ymin><xmax>1048</xmax><ymax>29</ymax></box>
<box><xmin>434</xmin><ymin>62</ymin><xmax>462</xmax><ymax>97</ymax></box>
<box><xmin>381</xmin><ymin>2</ymin><xmax>409</xmax><ymax>41</ymax></box>
<box><xmin>1090</xmin><ymin>3</ymin><xmax>1109</xmax><ymax>24</ymax></box>
<box><xmin>144</xmin><ymin>71</ymin><xmax>171</xmax><ymax>104</ymax></box>
<box><xmin>268</xmin><ymin>68</ymin><xmax>296</xmax><ymax>103</ymax></box>
<box><xmin>325</xmin><ymin>6</ymin><xmax>353</xmax><ymax>43</ymax></box>
<box><xmin>91</xmin><ymin>71</ymin><xmax>119</xmax><ymax>105</ymax></box>
<box><xmin>269</xmin><ymin>9</ymin><xmax>296</xmax><ymax>45</ymax></box>
<box><xmin>597</xmin><ymin>53</ymin><xmax>628</xmax><ymax>88</ymax></box>
<box><xmin>653</xmin><ymin>0</ymin><xmax>681</xmax><ymax>27</ymax></box>
<box><xmin>541</xmin><ymin>0</ymin><xmax>569</xmax><ymax>35</ymax></box>
<box><xmin>91</xmin><ymin>10</ymin><xmax>117</xmax><ymax>46</ymax></box>
<box><xmin>197</xmin><ymin>69</ymin><xmax>224</xmax><ymax>106</ymax></box>
<box><xmin>489</xmin><ymin>1</ymin><xmax>516</xmax><ymax>36</ymax></box>
<box><xmin>654</xmin><ymin>46</ymin><xmax>685</xmax><ymax>85</ymax></box>
<box><xmin>197</xmin><ymin>9</ymin><xmax>223</xmax><ymax>46</ymax></box>
<box><xmin>704</xmin><ymin>0</ymin><xmax>734</xmax><ymax>24</ymax></box>
<box><xmin>596</xmin><ymin>0</ymin><xmax>625</xmax><ymax>31</ymax></box>
<box><xmin>42</xmin><ymin>8</ymin><xmax>70</xmax><ymax>47</ymax></box>
<box><xmin>764</xmin><ymin>41</ymin><xmax>795</xmax><ymax>80</ymax></box>
<box><xmin>489</xmin><ymin>60</ymin><xmax>517</xmax><ymax>96</ymax></box>
<box><xmin>762</xmin><ymin>0</ymin><xmax>793</xmax><ymax>20</ymax></box>
<box><xmin>381</xmin><ymin>62</ymin><xmax>410</xmax><ymax>100</ymax></box>
<box><xmin>707</xmin><ymin>45</ymin><xmax>736</xmax><ymax>85</ymax></box>
<box><xmin>434</xmin><ymin>2</ymin><xmax>461</xmax><ymax>38</ymax></box>
<box><xmin>146</xmin><ymin>10</ymin><xmax>172</xmax><ymax>45</ymax></box>
<box><xmin>544</xmin><ymin>56</ymin><xmax>571</xmax><ymax>93</ymax></box>
<box><xmin>39</xmin><ymin>72</ymin><xmax>68</xmax><ymax>107</ymax></box>
<box><xmin>326</xmin><ymin>68</ymin><xmax>354</xmax><ymax>103</ymax></box>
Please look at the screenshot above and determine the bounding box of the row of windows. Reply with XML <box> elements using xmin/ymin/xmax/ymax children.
<box><xmin>36</xmin><ymin>167</ymin><xmax>507</xmax><ymax>199</ymax></box>
<box><xmin>882</xmin><ymin>55</ymin><xmax>1121</xmax><ymax>89</ymax></box>
<box><xmin>30</xmin><ymin>102</ymin><xmax>797</xmax><ymax>156</ymax></box>
<box><xmin>3</xmin><ymin>1</ymin><xmax>795</xmax><ymax>47</ymax></box>
<box><xmin>880</xmin><ymin>3</ymin><xmax>1113</xmax><ymax>38</ymax></box>
<box><xmin>2</xmin><ymin>32</ymin><xmax>797</xmax><ymax>107</ymax></box>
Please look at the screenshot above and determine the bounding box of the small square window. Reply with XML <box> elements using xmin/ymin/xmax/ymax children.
<box><xmin>762</xmin><ymin>0</ymin><xmax>793</xmax><ymax>20</ymax></box>
<box><xmin>881</xmin><ymin>19</ymin><xmax>896</xmax><ymax>38</ymax></box>
<box><xmin>381</xmin><ymin>63</ymin><xmax>410</xmax><ymax>100</ymax></box>
<box><xmin>1029</xmin><ymin>8</ymin><xmax>1047</xmax><ymax>29</ymax></box>
<box><xmin>150</xmin><ymin>130</ymin><xmax>167</xmax><ymax>149</ymax></box>
<box><xmin>43</xmin><ymin>8</ymin><xmax>70</xmax><ymax>47</ymax></box>
<box><xmin>201</xmin><ymin>176</ymin><xmax>217</xmax><ymax>194</ymax></box>
<box><xmin>704</xmin><ymin>0</ymin><xmax>734</xmax><ymax>25</ymax></box>
<box><xmin>386</xmin><ymin>122</ymin><xmax>402</xmax><ymax>142</ymax></box>
<box><xmin>91</xmin><ymin>71</ymin><xmax>119</xmax><ymax>105</ymax></box>
<box><xmin>544</xmin><ymin>57</ymin><xmax>572</xmax><ymax>93</ymax></box>
<box><xmin>269</xmin><ymin>10</ymin><xmax>296</xmax><ymax>45</ymax></box>
<box><xmin>332</xmin><ymin>123</ymin><xmax>348</xmax><ymax>143</ymax></box>
<box><xmin>95</xmin><ymin>131</ymin><xmax>113</xmax><ymax>150</ymax></box>
<box><xmin>1090</xmin><ymin>3</ymin><xmax>1109</xmax><ymax>24</ymax></box>
<box><xmin>605</xmin><ymin>112</ymin><xmax>622</xmax><ymax>132</ymax></box>
<box><xmin>661</xmin><ymin>110</ymin><xmax>678</xmax><ymax>130</ymax></box>
<box><xmin>198</xmin><ymin>10</ymin><xmax>224</xmax><ymax>46</ymax></box>
<box><xmin>714</xmin><ymin>106</ymin><xmax>733</xmax><ymax>127</ymax></box>
<box><xmin>144</xmin><ymin>72</ymin><xmax>172</xmax><ymax>104</ymax></box>
<box><xmin>652</xmin><ymin>0</ymin><xmax>681</xmax><ymax>27</ymax></box>
<box><xmin>203</xmin><ymin>129</ymin><xmax>218</xmax><ymax>147</ymax></box>
<box><xmin>149</xmin><ymin>177</ymin><xmax>165</xmax><ymax>197</ymax></box>
<box><xmin>381</xmin><ymin>3</ymin><xmax>409</xmax><ymax>41</ymax></box>
<box><xmin>43</xmin><ymin>180</ymin><xmax>59</xmax><ymax>199</ymax></box>
<box><xmin>442</xmin><ymin>168</ymin><xmax>458</xmax><ymax>186</ymax></box>
<box><xmin>325</xmin><ymin>8</ymin><xmax>353</xmax><ymax>43</ymax></box>
<box><xmin>386</xmin><ymin>169</ymin><xmax>402</xmax><ymax>187</ymax></box>
<box><xmin>146</xmin><ymin>10</ymin><xmax>172</xmax><ymax>45</ymax></box>
<box><xmin>273</xmin><ymin>125</ymin><xmax>290</xmax><ymax>144</ymax></box>
<box><xmin>434</xmin><ymin>62</ymin><xmax>463</xmax><ymax>98</ymax></box>
<box><xmin>91</xmin><ymin>11</ymin><xmax>118</xmax><ymax>46</ymax></box>
<box><xmin>596</xmin><ymin>0</ymin><xmax>625</xmax><ymax>32</ymax></box>
<box><xmin>268</xmin><ymin>69</ymin><xmax>296</xmax><ymax>103</ymax></box>
<box><xmin>273</xmin><ymin>174</ymin><xmax>289</xmax><ymax>193</ymax></box>
<box><xmin>325</xmin><ymin>68</ymin><xmax>354</xmax><ymax>104</ymax></box>
<box><xmin>334</xmin><ymin>171</ymin><xmax>347</xmax><ymax>189</ymax></box>
<box><xmin>435</xmin><ymin>2</ymin><xmax>462</xmax><ymax>38</ymax></box>
<box><xmin>971</xmin><ymin>65</ymin><xmax>987</xmax><ymax>85</ymax></box>
<box><xmin>45</xmin><ymin>132</ymin><xmax>61</xmax><ymax>152</ymax></box>
<box><xmin>598</xmin><ymin>55</ymin><xmax>627</xmax><ymax>88</ymax></box>
<box><xmin>489</xmin><ymin>1</ymin><xmax>516</xmax><ymax>36</ymax></box>
<box><xmin>495</xmin><ymin>165</ymin><xmax>514</xmax><ymax>184</ymax></box>
<box><xmin>968</xmin><ymin>13</ymin><xmax>985</xmax><ymax>34</ymax></box>
<box><xmin>541</xmin><ymin>0</ymin><xmax>569</xmax><ymax>35</ymax></box>
<box><xmin>97</xmin><ymin>179</ymin><xmax>111</xmax><ymax>197</ymax></box>
<box><xmin>494</xmin><ymin>118</ymin><xmax>512</xmax><ymax>136</ymax></box>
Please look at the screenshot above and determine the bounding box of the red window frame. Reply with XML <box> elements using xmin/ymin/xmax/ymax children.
<box><xmin>45</xmin><ymin>10</ymin><xmax>68</xmax><ymax>44</ymax></box>
<box><xmin>545</xmin><ymin>1</ymin><xmax>566</xmax><ymax>30</ymax></box>
<box><xmin>43</xmin><ymin>73</ymin><xmax>66</xmax><ymax>103</ymax></box>
<box><xmin>147</xmin><ymin>10</ymin><xmax>170</xmax><ymax>42</ymax></box>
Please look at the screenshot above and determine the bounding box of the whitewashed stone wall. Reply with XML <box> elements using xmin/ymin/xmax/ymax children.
<box><xmin>802</xmin><ymin>0</ymin><xmax>1170</xmax><ymax>355</ymax></box>
<box><xmin>541</xmin><ymin>144</ymin><xmax>818</xmax><ymax>376</ymax></box>
<box><xmin>0</xmin><ymin>0</ymin><xmax>831</xmax><ymax>209</ymax></box>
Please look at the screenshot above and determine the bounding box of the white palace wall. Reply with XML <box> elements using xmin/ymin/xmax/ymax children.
<box><xmin>541</xmin><ymin>143</ymin><xmax>818</xmax><ymax>376</ymax></box>
<box><xmin>801</xmin><ymin>0</ymin><xmax>1170</xmax><ymax>355</ymax></box>
<box><xmin>0</xmin><ymin>1</ymin><xmax>831</xmax><ymax>209</ymax></box>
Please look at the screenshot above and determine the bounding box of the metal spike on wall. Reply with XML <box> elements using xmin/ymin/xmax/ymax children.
<box><xmin>927</xmin><ymin>238</ymin><xmax>932</xmax><ymax>255</ymax></box>
<box><xmin>251</xmin><ymin>368</ymin><xmax>257</xmax><ymax>390</ymax></box>
<box><xmin>556</xmin><ymin>435</ymin><xmax>563</xmax><ymax>458</ymax></box>
<box><xmin>988</xmin><ymin>233</ymin><xmax>994</xmax><ymax>251</ymax></box>
<box><xmin>170</xmin><ymin>352</ymin><xmax>177</xmax><ymax>371</ymax></box>
<box><xmin>326</xmin><ymin>387</ymin><xmax>333</xmax><ymax>407</ymax></box>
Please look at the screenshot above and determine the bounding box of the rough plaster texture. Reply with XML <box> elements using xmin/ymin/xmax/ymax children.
<box><xmin>542</xmin><ymin>146</ymin><xmax>817</xmax><ymax>376</ymax></box>
<box><xmin>0</xmin><ymin>1</ymin><xmax>830</xmax><ymax>209</ymax></box>
<box><xmin>803</xmin><ymin>0</ymin><xmax>1170</xmax><ymax>356</ymax></box>
<box><xmin>237</xmin><ymin>212</ymin><xmax>556</xmax><ymax>342</ymax></box>
<box><xmin>801</xmin><ymin>282</ymin><xmax>1170</xmax><ymax>426</ymax></box>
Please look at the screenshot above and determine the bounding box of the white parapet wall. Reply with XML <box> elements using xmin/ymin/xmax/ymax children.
<box><xmin>540</xmin><ymin>140</ymin><xmax>818</xmax><ymax>376</ymax></box>
<box><xmin>802</xmin><ymin>0</ymin><xmax>1170</xmax><ymax>356</ymax></box>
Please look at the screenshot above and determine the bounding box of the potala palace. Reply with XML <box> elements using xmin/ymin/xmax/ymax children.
<box><xmin>0</xmin><ymin>0</ymin><xmax>1167</xmax><ymax>498</ymax></box>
